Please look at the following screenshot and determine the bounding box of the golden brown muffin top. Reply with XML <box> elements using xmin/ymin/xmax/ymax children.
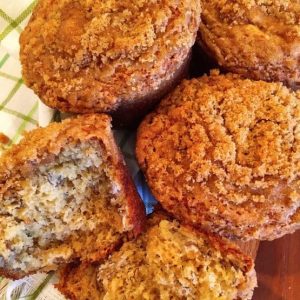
<box><xmin>137</xmin><ymin>70</ymin><xmax>300</xmax><ymax>240</ymax></box>
<box><xmin>20</xmin><ymin>0</ymin><xmax>200</xmax><ymax>112</ymax></box>
<box><xmin>210</xmin><ymin>0</ymin><xmax>300</xmax><ymax>24</ymax></box>
<box><xmin>197</xmin><ymin>0</ymin><xmax>300</xmax><ymax>87</ymax></box>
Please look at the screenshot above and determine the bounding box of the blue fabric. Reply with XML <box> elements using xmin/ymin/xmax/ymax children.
<box><xmin>114</xmin><ymin>130</ymin><xmax>157</xmax><ymax>215</ymax></box>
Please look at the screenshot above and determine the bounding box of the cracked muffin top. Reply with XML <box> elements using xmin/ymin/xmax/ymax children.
<box><xmin>136</xmin><ymin>70</ymin><xmax>300</xmax><ymax>241</ymax></box>
<box><xmin>20</xmin><ymin>0</ymin><xmax>200</xmax><ymax>113</ymax></box>
<box><xmin>197</xmin><ymin>0</ymin><xmax>300</xmax><ymax>88</ymax></box>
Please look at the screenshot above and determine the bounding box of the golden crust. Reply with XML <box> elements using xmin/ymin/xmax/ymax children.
<box><xmin>0</xmin><ymin>114</ymin><xmax>146</xmax><ymax>279</ymax></box>
<box><xmin>57</xmin><ymin>211</ymin><xmax>256</xmax><ymax>300</ymax></box>
<box><xmin>136</xmin><ymin>70</ymin><xmax>300</xmax><ymax>241</ymax></box>
<box><xmin>57</xmin><ymin>262</ymin><xmax>101</xmax><ymax>300</ymax></box>
<box><xmin>197</xmin><ymin>0</ymin><xmax>300</xmax><ymax>88</ymax></box>
<box><xmin>171</xmin><ymin>225</ymin><xmax>257</xmax><ymax>300</ymax></box>
<box><xmin>98</xmin><ymin>214</ymin><xmax>257</xmax><ymax>299</ymax></box>
<box><xmin>20</xmin><ymin>0</ymin><xmax>200</xmax><ymax>116</ymax></box>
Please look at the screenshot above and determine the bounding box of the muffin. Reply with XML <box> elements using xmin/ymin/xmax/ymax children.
<box><xmin>20</xmin><ymin>0</ymin><xmax>201</xmax><ymax>126</ymax></box>
<box><xmin>197</xmin><ymin>0</ymin><xmax>300</xmax><ymax>89</ymax></box>
<box><xmin>57</xmin><ymin>212</ymin><xmax>256</xmax><ymax>300</ymax></box>
<box><xmin>0</xmin><ymin>114</ymin><xmax>146</xmax><ymax>279</ymax></box>
<box><xmin>136</xmin><ymin>70</ymin><xmax>300</xmax><ymax>241</ymax></box>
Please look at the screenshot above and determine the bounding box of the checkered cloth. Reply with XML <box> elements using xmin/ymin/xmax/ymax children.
<box><xmin>0</xmin><ymin>1</ymin><xmax>156</xmax><ymax>299</ymax></box>
<box><xmin>0</xmin><ymin>1</ymin><xmax>54</xmax><ymax>156</ymax></box>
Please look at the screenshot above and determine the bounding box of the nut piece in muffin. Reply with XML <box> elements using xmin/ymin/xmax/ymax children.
<box><xmin>20</xmin><ymin>0</ymin><xmax>201</xmax><ymax>126</ymax></box>
<box><xmin>136</xmin><ymin>70</ymin><xmax>300</xmax><ymax>241</ymax></box>
<box><xmin>57</xmin><ymin>211</ymin><xmax>256</xmax><ymax>300</ymax></box>
<box><xmin>197</xmin><ymin>0</ymin><xmax>300</xmax><ymax>89</ymax></box>
<box><xmin>0</xmin><ymin>114</ymin><xmax>146</xmax><ymax>279</ymax></box>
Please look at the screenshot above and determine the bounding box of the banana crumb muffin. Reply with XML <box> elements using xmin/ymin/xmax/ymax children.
<box><xmin>0</xmin><ymin>114</ymin><xmax>146</xmax><ymax>279</ymax></box>
<box><xmin>20</xmin><ymin>0</ymin><xmax>201</xmax><ymax>126</ymax></box>
<box><xmin>57</xmin><ymin>212</ymin><xmax>256</xmax><ymax>300</ymax></box>
<box><xmin>197</xmin><ymin>0</ymin><xmax>300</xmax><ymax>89</ymax></box>
<box><xmin>136</xmin><ymin>70</ymin><xmax>300</xmax><ymax>241</ymax></box>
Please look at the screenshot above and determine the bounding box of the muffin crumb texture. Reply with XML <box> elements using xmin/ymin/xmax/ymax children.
<box><xmin>97</xmin><ymin>218</ymin><xmax>256</xmax><ymax>300</ymax></box>
<box><xmin>210</xmin><ymin>0</ymin><xmax>300</xmax><ymax>24</ymax></box>
<box><xmin>197</xmin><ymin>0</ymin><xmax>300</xmax><ymax>87</ymax></box>
<box><xmin>20</xmin><ymin>0</ymin><xmax>200</xmax><ymax>112</ymax></box>
<box><xmin>1</xmin><ymin>142</ymin><xmax>120</xmax><ymax>274</ymax></box>
<box><xmin>0</xmin><ymin>114</ymin><xmax>145</xmax><ymax>278</ymax></box>
<box><xmin>137</xmin><ymin>71</ymin><xmax>300</xmax><ymax>240</ymax></box>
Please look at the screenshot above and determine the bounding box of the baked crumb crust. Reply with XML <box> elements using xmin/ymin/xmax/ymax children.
<box><xmin>57</xmin><ymin>211</ymin><xmax>256</xmax><ymax>300</ymax></box>
<box><xmin>0</xmin><ymin>114</ymin><xmax>146</xmax><ymax>279</ymax></box>
<box><xmin>136</xmin><ymin>70</ymin><xmax>300</xmax><ymax>241</ymax></box>
<box><xmin>57</xmin><ymin>262</ymin><xmax>106</xmax><ymax>300</ymax></box>
<box><xmin>20</xmin><ymin>0</ymin><xmax>200</xmax><ymax>114</ymax></box>
<box><xmin>197</xmin><ymin>0</ymin><xmax>300</xmax><ymax>88</ymax></box>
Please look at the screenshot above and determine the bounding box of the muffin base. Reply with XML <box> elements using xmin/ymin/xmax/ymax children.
<box><xmin>110</xmin><ymin>51</ymin><xmax>192</xmax><ymax>128</ymax></box>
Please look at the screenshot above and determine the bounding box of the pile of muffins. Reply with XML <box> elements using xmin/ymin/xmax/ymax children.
<box><xmin>0</xmin><ymin>0</ymin><xmax>299</xmax><ymax>299</ymax></box>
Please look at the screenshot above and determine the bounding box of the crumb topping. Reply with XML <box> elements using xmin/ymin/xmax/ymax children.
<box><xmin>197</xmin><ymin>0</ymin><xmax>300</xmax><ymax>87</ymax></box>
<box><xmin>207</xmin><ymin>0</ymin><xmax>300</xmax><ymax>25</ymax></box>
<box><xmin>137</xmin><ymin>71</ymin><xmax>300</xmax><ymax>240</ymax></box>
<box><xmin>97</xmin><ymin>218</ymin><xmax>255</xmax><ymax>299</ymax></box>
<box><xmin>20</xmin><ymin>0</ymin><xmax>200</xmax><ymax>111</ymax></box>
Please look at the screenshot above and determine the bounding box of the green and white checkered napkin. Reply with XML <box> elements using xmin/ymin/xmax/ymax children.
<box><xmin>0</xmin><ymin>0</ymin><xmax>54</xmax><ymax>143</ymax></box>
<box><xmin>0</xmin><ymin>1</ymin><xmax>156</xmax><ymax>299</ymax></box>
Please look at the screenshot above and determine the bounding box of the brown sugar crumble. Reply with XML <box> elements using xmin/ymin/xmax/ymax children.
<box><xmin>137</xmin><ymin>70</ymin><xmax>300</xmax><ymax>241</ymax></box>
<box><xmin>197</xmin><ymin>0</ymin><xmax>300</xmax><ymax>87</ymax></box>
<box><xmin>58</xmin><ymin>212</ymin><xmax>257</xmax><ymax>300</ymax></box>
<box><xmin>20</xmin><ymin>0</ymin><xmax>201</xmax><ymax>113</ymax></box>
